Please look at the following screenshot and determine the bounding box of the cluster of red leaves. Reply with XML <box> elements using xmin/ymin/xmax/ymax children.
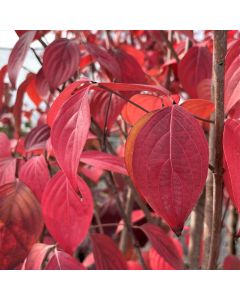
<box><xmin>0</xmin><ymin>30</ymin><xmax>239</xmax><ymax>270</ymax></box>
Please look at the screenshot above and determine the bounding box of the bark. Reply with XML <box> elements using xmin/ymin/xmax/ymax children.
<box><xmin>202</xmin><ymin>126</ymin><xmax>214</xmax><ymax>269</ymax></box>
<box><xmin>207</xmin><ymin>30</ymin><xmax>227</xmax><ymax>269</ymax></box>
<box><xmin>229</xmin><ymin>205</ymin><xmax>238</xmax><ymax>255</ymax></box>
<box><xmin>189</xmin><ymin>190</ymin><xmax>205</xmax><ymax>269</ymax></box>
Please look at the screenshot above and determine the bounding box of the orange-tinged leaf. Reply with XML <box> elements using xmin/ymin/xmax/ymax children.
<box><xmin>128</xmin><ymin>106</ymin><xmax>209</xmax><ymax>235</ymax></box>
<box><xmin>121</xmin><ymin>94</ymin><xmax>162</xmax><ymax>125</ymax></box>
<box><xmin>181</xmin><ymin>99</ymin><xmax>214</xmax><ymax>126</ymax></box>
<box><xmin>125</xmin><ymin>112</ymin><xmax>155</xmax><ymax>180</ymax></box>
<box><xmin>119</xmin><ymin>44</ymin><xmax>145</xmax><ymax>66</ymax></box>
<box><xmin>26</xmin><ymin>75</ymin><xmax>42</xmax><ymax>106</ymax></box>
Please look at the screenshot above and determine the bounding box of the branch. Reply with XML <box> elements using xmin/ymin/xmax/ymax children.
<box><xmin>97</xmin><ymin>83</ymin><xmax>215</xmax><ymax>124</ymax></box>
<box><xmin>188</xmin><ymin>189</ymin><xmax>205</xmax><ymax>269</ymax></box>
<box><xmin>159</xmin><ymin>31</ymin><xmax>180</xmax><ymax>63</ymax></box>
<box><xmin>208</xmin><ymin>30</ymin><xmax>227</xmax><ymax>269</ymax></box>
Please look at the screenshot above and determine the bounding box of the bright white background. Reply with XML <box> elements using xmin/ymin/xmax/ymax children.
<box><xmin>0</xmin><ymin>1</ymin><xmax>238</xmax><ymax>299</ymax></box>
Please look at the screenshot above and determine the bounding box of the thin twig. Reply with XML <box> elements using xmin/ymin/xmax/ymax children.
<box><xmin>103</xmin><ymin>92</ymin><xmax>112</xmax><ymax>151</ymax></box>
<box><xmin>119</xmin><ymin>187</ymin><xmax>134</xmax><ymax>253</ymax></box>
<box><xmin>107</xmin><ymin>172</ymin><xmax>148</xmax><ymax>269</ymax></box>
<box><xmin>31</xmin><ymin>47</ymin><xmax>42</xmax><ymax>65</ymax></box>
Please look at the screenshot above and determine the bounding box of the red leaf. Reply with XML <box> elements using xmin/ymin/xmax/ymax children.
<box><xmin>26</xmin><ymin>74</ymin><xmax>42</xmax><ymax>106</ymax></box>
<box><xmin>0</xmin><ymin>181</ymin><xmax>43</xmax><ymax>269</ymax></box>
<box><xmin>22</xmin><ymin>243</ymin><xmax>55</xmax><ymax>270</ymax></box>
<box><xmin>47</xmin><ymin>78</ymin><xmax>90</xmax><ymax>127</ymax></box>
<box><xmin>7</xmin><ymin>31</ymin><xmax>36</xmax><ymax>88</ymax></box>
<box><xmin>43</xmin><ymin>38</ymin><xmax>80</xmax><ymax>91</ymax></box>
<box><xmin>24</xmin><ymin>124</ymin><xmax>50</xmax><ymax>153</ymax></box>
<box><xmin>228</xmin><ymin>101</ymin><xmax>240</xmax><ymax>119</ymax></box>
<box><xmin>51</xmin><ymin>86</ymin><xmax>91</xmax><ymax>191</ymax></box>
<box><xmin>13</xmin><ymin>75</ymin><xmax>33</xmax><ymax>136</ymax></box>
<box><xmin>90</xmin><ymin>233</ymin><xmax>128</xmax><ymax>270</ymax></box>
<box><xmin>35</xmin><ymin>68</ymin><xmax>50</xmax><ymax>101</ymax></box>
<box><xmin>148</xmin><ymin>238</ymin><xmax>183</xmax><ymax>270</ymax></box>
<box><xmin>90</xmin><ymin>90</ymin><xmax>125</xmax><ymax>130</ymax></box>
<box><xmin>0</xmin><ymin>158</ymin><xmax>16</xmax><ymax>186</ymax></box>
<box><xmin>42</xmin><ymin>171</ymin><xmax>94</xmax><ymax>254</ymax></box>
<box><xmin>225</xmin><ymin>39</ymin><xmax>240</xmax><ymax>113</ymax></box>
<box><xmin>119</xmin><ymin>44</ymin><xmax>145</xmax><ymax>66</ymax></box>
<box><xmin>223</xmin><ymin>255</ymin><xmax>240</xmax><ymax>270</ymax></box>
<box><xmin>80</xmin><ymin>165</ymin><xmax>103</xmax><ymax>183</ymax></box>
<box><xmin>86</xmin><ymin>43</ymin><xmax>121</xmax><ymax>80</ymax></box>
<box><xmin>127</xmin><ymin>260</ymin><xmax>143</xmax><ymax>270</ymax></box>
<box><xmin>0</xmin><ymin>132</ymin><xmax>11</xmax><ymax>158</ymax></box>
<box><xmin>197</xmin><ymin>78</ymin><xmax>211</xmax><ymax>100</ymax></box>
<box><xmin>0</xmin><ymin>65</ymin><xmax>7</xmax><ymax>112</ymax></box>
<box><xmin>80</xmin><ymin>150</ymin><xmax>127</xmax><ymax>175</ymax></box>
<box><xmin>178</xmin><ymin>46</ymin><xmax>212</xmax><ymax>98</ymax></box>
<box><xmin>15</xmin><ymin>30</ymin><xmax>49</xmax><ymax>41</ymax></box>
<box><xmin>126</xmin><ymin>106</ymin><xmax>209</xmax><ymax>235</ymax></box>
<box><xmin>19</xmin><ymin>155</ymin><xmax>50</xmax><ymax>202</ymax></box>
<box><xmin>112</xmin><ymin>48</ymin><xmax>146</xmax><ymax>83</ymax></box>
<box><xmin>223</xmin><ymin>119</ymin><xmax>240</xmax><ymax>211</ymax></box>
<box><xmin>44</xmin><ymin>249</ymin><xmax>86</xmax><ymax>270</ymax></box>
<box><xmin>140</xmin><ymin>223</ymin><xmax>183</xmax><ymax>269</ymax></box>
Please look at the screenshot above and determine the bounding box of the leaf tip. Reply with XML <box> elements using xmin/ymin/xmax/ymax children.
<box><xmin>172</xmin><ymin>226</ymin><xmax>183</xmax><ymax>237</ymax></box>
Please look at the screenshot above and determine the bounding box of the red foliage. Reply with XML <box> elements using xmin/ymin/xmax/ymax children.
<box><xmin>1</xmin><ymin>30</ymin><xmax>239</xmax><ymax>270</ymax></box>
